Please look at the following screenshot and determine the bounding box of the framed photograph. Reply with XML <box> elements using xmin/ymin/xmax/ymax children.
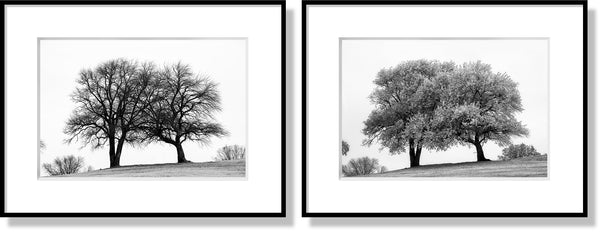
<box><xmin>302</xmin><ymin>0</ymin><xmax>587</xmax><ymax>217</ymax></box>
<box><xmin>3</xmin><ymin>0</ymin><xmax>285</xmax><ymax>217</ymax></box>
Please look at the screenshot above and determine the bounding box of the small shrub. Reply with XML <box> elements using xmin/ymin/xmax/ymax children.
<box><xmin>379</xmin><ymin>166</ymin><xmax>388</xmax><ymax>173</ymax></box>
<box><xmin>42</xmin><ymin>155</ymin><xmax>85</xmax><ymax>176</ymax></box>
<box><xmin>214</xmin><ymin>145</ymin><xmax>246</xmax><ymax>161</ymax></box>
<box><xmin>341</xmin><ymin>140</ymin><xmax>349</xmax><ymax>156</ymax></box>
<box><xmin>342</xmin><ymin>156</ymin><xmax>380</xmax><ymax>176</ymax></box>
<box><xmin>498</xmin><ymin>143</ymin><xmax>542</xmax><ymax>161</ymax></box>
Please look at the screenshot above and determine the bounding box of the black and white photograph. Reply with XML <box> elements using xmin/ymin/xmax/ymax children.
<box><xmin>340</xmin><ymin>38</ymin><xmax>549</xmax><ymax>178</ymax></box>
<box><xmin>39</xmin><ymin>39</ymin><xmax>248</xmax><ymax>178</ymax></box>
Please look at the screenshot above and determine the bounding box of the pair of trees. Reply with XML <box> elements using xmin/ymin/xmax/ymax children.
<box><xmin>363</xmin><ymin>60</ymin><xmax>528</xmax><ymax>167</ymax></box>
<box><xmin>65</xmin><ymin>59</ymin><xmax>227</xmax><ymax>168</ymax></box>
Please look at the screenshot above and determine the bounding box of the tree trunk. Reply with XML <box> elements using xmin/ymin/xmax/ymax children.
<box><xmin>408</xmin><ymin>139</ymin><xmax>422</xmax><ymax>167</ymax></box>
<box><xmin>474</xmin><ymin>141</ymin><xmax>489</xmax><ymax>161</ymax></box>
<box><xmin>175</xmin><ymin>143</ymin><xmax>189</xmax><ymax>163</ymax></box>
<box><xmin>111</xmin><ymin>135</ymin><xmax>126</xmax><ymax>168</ymax></box>
<box><xmin>108</xmin><ymin>137</ymin><xmax>120</xmax><ymax>168</ymax></box>
<box><xmin>415</xmin><ymin>144</ymin><xmax>422</xmax><ymax>165</ymax></box>
<box><xmin>110</xmin><ymin>152</ymin><xmax>121</xmax><ymax>168</ymax></box>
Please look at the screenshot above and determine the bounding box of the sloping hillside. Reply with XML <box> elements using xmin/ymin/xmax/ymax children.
<box><xmin>363</xmin><ymin>156</ymin><xmax>547</xmax><ymax>177</ymax></box>
<box><xmin>48</xmin><ymin>160</ymin><xmax>245</xmax><ymax>178</ymax></box>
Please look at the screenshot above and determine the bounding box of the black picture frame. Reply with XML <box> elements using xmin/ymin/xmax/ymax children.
<box><xmin>1</xmin><ymin>0</ymin><xmax>286</xmax><ymax>218</ymax></box>
<box><xmin>301</xmin><ymin>0</ymin><xmax>588</xmax><ymax>218</ymax></box>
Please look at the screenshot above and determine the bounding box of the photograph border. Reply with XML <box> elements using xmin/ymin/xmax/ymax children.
<box><xmin>2</xmin><ymin>0</ymin><xmax>286</xmax><ymax>218</ymax></box>
<box><xmin>302</xmin><ymin>0</ymin><xmax>588</xmax><ymax>217</ymax></box>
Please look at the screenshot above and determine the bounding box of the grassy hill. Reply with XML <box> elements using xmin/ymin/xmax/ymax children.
<box><xmin>48</xmin><ymin>160</ymin><xmax>245</xmax><ymax>178</ymax></box>
<box><xmin>362</xmin><ymin>155</ymin><xmax>547</xmax><ymax>177</ymax></box>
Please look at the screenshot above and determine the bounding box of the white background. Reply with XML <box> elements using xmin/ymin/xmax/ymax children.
<box><xmin>5</xmin><ymin>6</ymin><xmax>281</xmax><ymax>213</ymax></box>
<box><xmin>307</xmin><ymin>6</ymin><xmax>581</xmax><ymax>213</ymax></box>
<box><xmin>1</xmin><ymin>0</ymin><xmax>599</xmax><ymax>234</ymax></box>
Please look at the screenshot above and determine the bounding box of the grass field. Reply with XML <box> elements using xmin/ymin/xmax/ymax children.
<box><xmin>50</xmin><ymin>160</ymin><xmax>246</xmax><ymax>178</ymax></box>
<box><xmin>361</xmin><ymin>155</ymin><xmax>547</xmax><ymax>177</ymax></box>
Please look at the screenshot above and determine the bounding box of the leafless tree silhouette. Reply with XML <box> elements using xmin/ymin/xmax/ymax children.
<box><xmin>142</xmin><ymin>62</ymin><xmax>227</xmax><ymax>163</ymax></box>
<box><xmin>64</xmin><ymin>59</ymin><xmax>157</xmax><ymax>168</ymax></box>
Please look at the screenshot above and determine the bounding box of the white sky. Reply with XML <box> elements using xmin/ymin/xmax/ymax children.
<box><xmin>341</xmin><ymin>39</ymin><xmax>549</xmax><ymax>171</ymax></box>
<box><xmin>39</xmin><ymin>39</ymin><xmax>247</xmax><ymax>172</ymax></box>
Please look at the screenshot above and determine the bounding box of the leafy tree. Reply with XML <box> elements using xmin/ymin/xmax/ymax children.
<box><xmin>43</xmin><ymin>155</ymin><xmax>86</xmax><ymax>176</ymax></box>
<box><xmin>214</xmin><ymin>145</ymin><xmax>246</xmax><ymax>161</ymax></box>
<box><xmin>498</xmin><ymin>143</ymin><xmax>541</xmax><ymax>161</ymax></box>
<box><xmin>342</xmin><ymin>156</ymin><xmax>380</xmax><ymax>176</ymax></box>
<box><xmin>143</xmin><ymin>62</ymin><xmax>228</xmax><ymax>163</ymax></box>
<box><xmin>362</xmin><ymin>60</ymin><xmax>455</xmax><ymax>167</ymax></box>
<box><xmin>64</xmin><ymin>59</ymin><xmax>156</xmax><ymax>167</ymax></box>
<box><xmin>341</xmin><ymin>140</ymin><xmax>350</xmax><ymax>156</ymax></box>
<box><xmin>434</xmin><ymin>61</ymin><xmax>528</xmax><ymax>161</ymax></box>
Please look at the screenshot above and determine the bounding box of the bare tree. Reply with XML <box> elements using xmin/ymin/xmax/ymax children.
<box><xmin>214</xmin><ymin>145</ymin><xmax>246</xmax><ymax>161</ymax></box>
<box><xmin>143</xmin><ymin>62</ymin><xmax>228</xmax><ymax>163</ymax></box>
<box><xmin>64</xmin><ymin>59</ymin><xmax>157</xmax><ymax>168</ymax></box>
<box><xmin>43</xmin><ymin>155</ymin><xmax>86</xmax><ymax>176</ymax></box>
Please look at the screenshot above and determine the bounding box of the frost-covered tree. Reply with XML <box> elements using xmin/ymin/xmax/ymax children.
<box><xmin>363</xmin><ymin>60</ymin><xmax>528</xmax><ymax>165</ymax></box>
<box><xmin>434</xmin><ymin>61</ymin><xmax>528</xmax><ymax>161</ymax></box>
<box><xmin>498</xmin><ymin>143</ymin><xmax>541</xmax><ymax>161</ymax></box>
<box><xmin>362</xmin><ymin>60</ymin><xmax>455</xmax><ymax>167</ymax></box>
